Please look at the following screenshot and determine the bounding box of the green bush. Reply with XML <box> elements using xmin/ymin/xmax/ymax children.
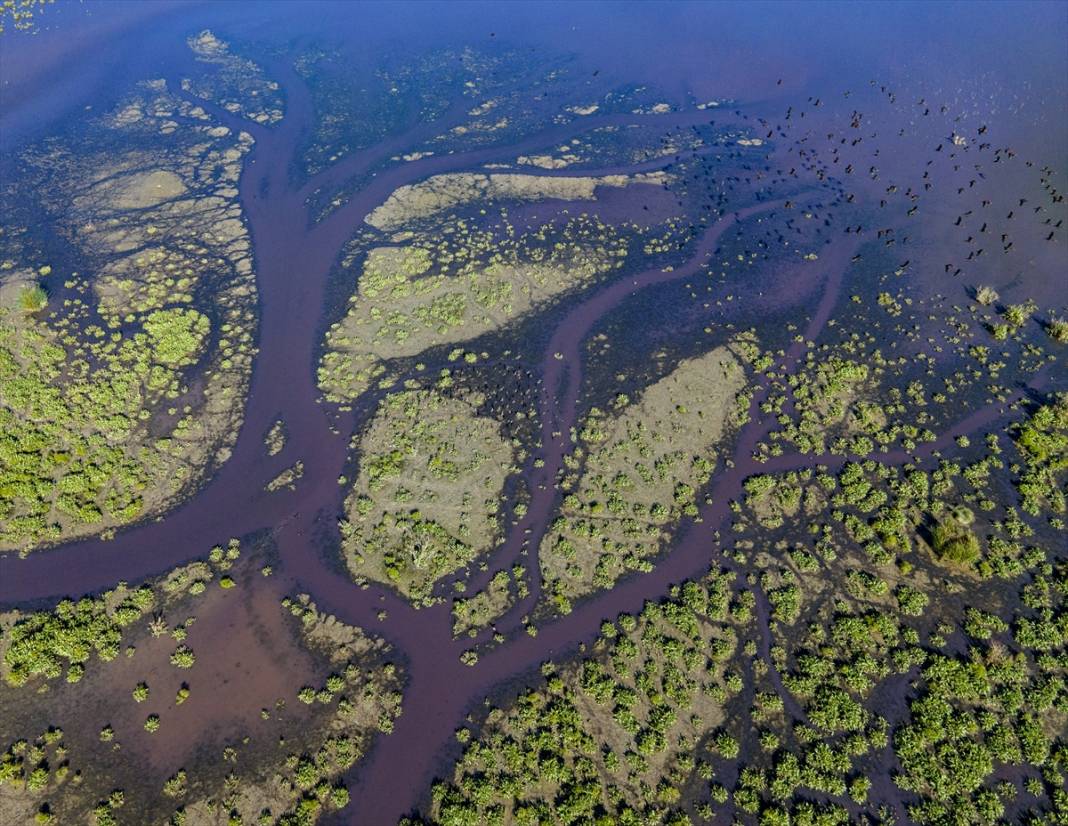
<box><xmin>19</xmin><ymin>284</ymin><xmax>48</xmax><ymax>313</ymax></box>
<box><xmin>931</xmin><ymin>522</ymin><xmax>980</xmax><ymax>564</ymax></box>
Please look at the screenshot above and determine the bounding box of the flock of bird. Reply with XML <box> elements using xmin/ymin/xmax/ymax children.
<box><xmin>636</xmin><ymin>72</ymin><xmax>1065</xmax><ymax>297</ymax></box>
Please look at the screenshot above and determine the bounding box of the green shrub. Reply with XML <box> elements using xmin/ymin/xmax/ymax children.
<box><xmin>19</xmin><ymin>284</ymin><xmax>48</xmax><ymax>313</ymax></box>
<box><xmin>931</xmin><ymin>522</ymin><xmax>980</xmax><ymax>564</ymax></box>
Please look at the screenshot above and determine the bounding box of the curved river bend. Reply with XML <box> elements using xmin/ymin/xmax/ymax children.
<box><xmin>1</xmin><ymin>34</ymin><xmax>1041</xmax><ymax>826</ymax></box>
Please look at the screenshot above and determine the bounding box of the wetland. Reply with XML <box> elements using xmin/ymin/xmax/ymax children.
<box><xmin>1</xmin><ymin>2</ymin><xmax>1066</xmax><ymax>825</ymax></box>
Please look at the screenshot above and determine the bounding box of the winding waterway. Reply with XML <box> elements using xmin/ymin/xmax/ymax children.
<box><xmin>3</xmin><ymin>4</ymin><xmax>1065</xmax><ymax>824</ymax></box>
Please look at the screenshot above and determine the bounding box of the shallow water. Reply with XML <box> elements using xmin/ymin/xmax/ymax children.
<box><xmin>2</xmin><ymin>1</ymin><xmax>1066</xmax><ymax>823</ymax></box>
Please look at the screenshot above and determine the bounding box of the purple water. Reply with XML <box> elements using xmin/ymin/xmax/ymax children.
<box><xmin>1</xmin><ymin>2</ymin><xmax>1065</xmax><ymax>823</ymax></box>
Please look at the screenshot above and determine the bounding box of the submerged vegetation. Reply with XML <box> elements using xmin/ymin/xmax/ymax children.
<box><xmin>2</xmin><ymin>9</ymin><xmax>1066</xmax><ymax>826</ymax></box>
<box><xmin>0</xmin><ymin>546</ymin><xmax>405</xmax><ymax>826</ymax></box>
<box><xmin>419</xmin><ymin>243</ymin><xmax>1068</xmax><ymax>822</ymax></box>
<box><xmin>0</xmin><ymin>51</ymin><xmax>260</xmax><ymax>550</ymax></box>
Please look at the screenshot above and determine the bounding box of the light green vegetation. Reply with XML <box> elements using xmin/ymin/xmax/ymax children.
<box><xmin>753</xmin><ymin>304</ymin><xmax>1044</xmax><ymax>464</ymax></box>
<box><xmin>0</xmin><ymin>77</ymin><xmax>258</xmax><ymax>550</ymax></box>
<box><xmin>17</xmin><ymin>283</ymin><xmax>47</xmax><ymax>313</ymax></box>
<box><xmin>341</xmin><ymin>389</ymin><xmax>514</xmax><ymax>604</ymax></box>
<box><xmin>0</xmin><ymin>555</ymin><xmax>223</xmax><ymax>687</ymax></box>
<box><xmin>364</xmin><ymin>171</ymin><xmax>667</xmax><ymax>231</ymax></box>
<box><xmin>318</xmin><ymin>213</ymin><xmax>631</xmax><ymax>402</ymax></box>
<box><xmin>435</xmin><ymin>448</ymin><xmax>1067</xmax><ymax>826</ymax></box>
<box><xmin>0</xmin><ymin>0</ymin><xmax>53</xmax><ymax>34</ymax></box>
<box><xmin>1013</xmin><ymin>394</ymin><xmax>1068</xmax><ymax>516</ymax></box>
<box><xmin>541</xmin><ymin>346</ymin><xmax>748</xmax><ymax>612</ymax></box>
<box><xmin>930</xmin><ymin>518</ymin><xmax>981</xmax><ymax>565</ymax></box>
<box><xmin>266</xmin><ymin>461</ymin><xmax>305</xmax><ymax>493</ymax></box>
<box><xmin>451</xmin><ymin>566</ymin><xmax>528</xmax><ymax>637</ymax></box>
<box><xmin>893</xmin><ymin>611</ymin><xmax>1066</xmax><ymax>824</ymax></box>
<box><xmin>0</xmin><ymin>551</ymin><xmax>405</xmax><ymax>826</ymax></box>
<box><xmin>718</xmin><ymin>314</ymin><xmax>1068</xmax><ymax>823</ymax></box>
<box><xmin>265</xmin><ymin>418</ymin><xmax>288</xmax><ymax>456</ymax></box>
<box><xmin>184</xmin><ymin>30</ymin><xmax>284</xmax><ymax>125</ymax></box>
<box><xmin>420</xmin><ymin>243</ymin><xmax>1068</xmax><ymax>823</ymax></box>
<box><xmin>742</xmin><ymin>470</ymin><xmax>827</xmax><ymax>531</ymax></box>
<box><xmin>427</xmin><ymin>570</ymin><xmax>748</xmax><ymax>825</ymax></box>
<box><xmin>1047</xmin><ymin>316</ymin><xmax>1068</xmax><ymax>344</ymax></box>
<box><xmin>0</xmin><ymin>726</ymin><xmax>66</xmax><ymax>822</ymax></box>
<box><xmin>762</xmin><ymin>353</ymin><xmax>872</xmax><ymax>456</ymax></box>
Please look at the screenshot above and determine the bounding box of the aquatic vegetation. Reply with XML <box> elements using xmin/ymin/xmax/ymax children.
<box><xmin>428</xmin><ymin>570</ymin><xmax>748</xmax><ymax>824</ymax></box>
<box><xmin>930</xmin><ymin>519</ymin><xmax>981</xmax><ymax>564</ymax></box>
<box><xmin>0</xmin><ymin>553</ymin><xmax>404</xmax><ymax>826</ymax></box>
<box><xmin>892</xmin><ymin>562</ymin><xmax>1068</xmax><ymax>825</ymax></box>
<box><xmin>1012</xmin><ymin>394</ymin><xmax>1068</xmax><ymax>516</ymax></box>
<box><xmin>265</xmin><ymin>418</ymin><xmax>288</xmax><ymax>456</ymax></box>
<box><xmin>184</xmin><ymin>30</ymin><xmax>284</xmax><ymax>125</ymax></box>
<box><xmin>340</xmin><ymin>388</ymin><xmax>514</xmax><ymax>604</ymax></box>
<box><xmin>318</xmin><ymin>212</ymin><xmax>632</xmax><ymax>402</ymax></box>
<box><xmin>1046</xmin><ymin>315</ymin><xmax>1068</xmax><ymax>344</ymax></box>
<box><xmin>768</xmin><ymin>354</ymin><xmax>872</xmax><ymax>456</ymax></box>
<box><xmin>16</xmin><ymin>284</ymin><xmax>46</xmax><ymax>313</ymax></box>
<box><xmin>541</xmin><ymin>346</ymin><xmax>748</xmax><ymax>610</ymax></box>
<box><xmin>0</xmin><ymin>0</ymin><xmax>53</xmax><ymax>34</ymax></box>
<box><xmin>266</xmin><ymin>460</ymin><xmax>305</xmax><ymax>493</ymax></box>
<box><xmin>169</xmin><ymin>595</ymin><xmax>405</xmax><ymax>826</ymax></box>
<box><xmin>3</xmin><ymin>9</ymin><xmax>1066</xmax><ymax>826</ymax></box>
<box><xmin>973</xmin><ymin>285</ymin><xmax>999</xmax><ymax>306</ymax></box>
<box><xmin>451</xmin><ymin>566</ymin><xmax>526</xmax><ymax>637</ymax></box>
<box><xmin>0</xmin><ymin>558</ymin><xmax>216</xmax><ymax>686</ymax></box>
<box><xmin>0</xmin><ymin>77</ymin><xmax>258</xmax><ymax>550</ymax></box>
<box><xmin>364</xmin><ymin>170</ymin><xmax>667</xmax><ymax>231</ymax></box>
